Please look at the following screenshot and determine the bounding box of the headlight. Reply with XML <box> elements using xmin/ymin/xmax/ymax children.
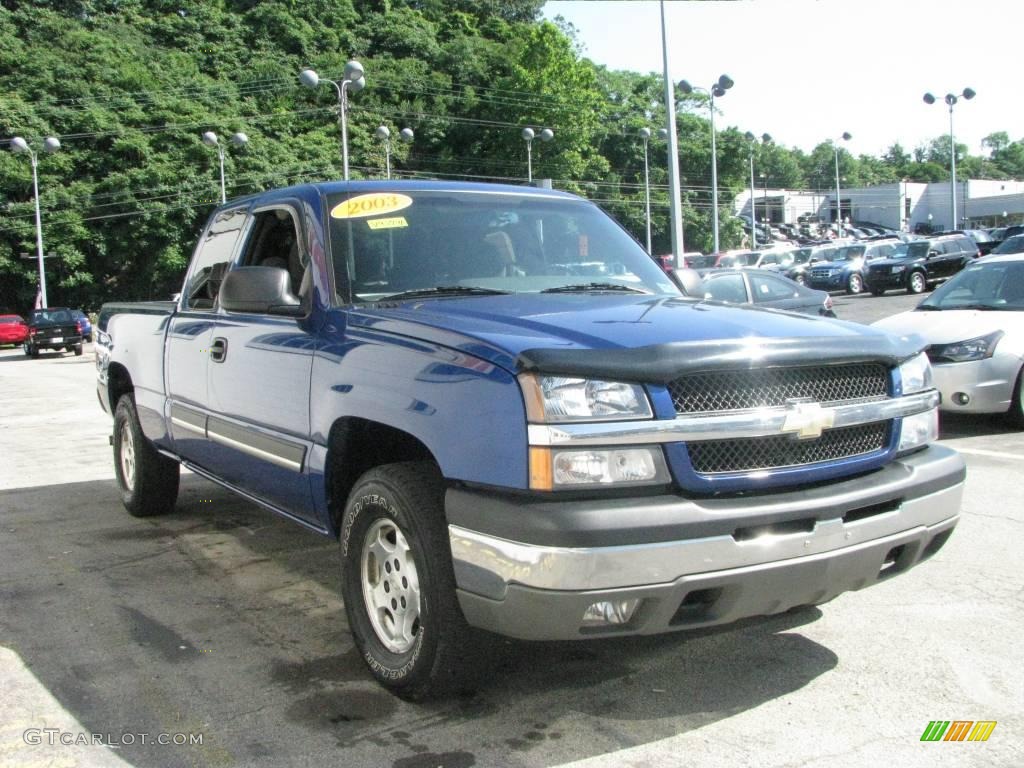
<box><xmin>898</xmin><ymin>352</ymin><xmax>934</xmax><ymax>394</ymax></box>
<box><xmin>898</xmin><ymin>409</ymin><xmax>939</xmax><ymax>454</ymax></box>
<box><xmin>529</xmin><ymin>446</ymin><xmax>670</xmax><ymax>490</ymax></box>
<box><xmin>519</xmin><ymin>374</ymin><xmax>652</xmax><ymax>422</ymax></box>
<box><xmin>891</xmin><ymin>265</ymin><xmax>906</xmax><ymax>273</ymax></box>
<box><xmin>926</xmin><ymin>331</ymin><xmax>1004</xmax><ymax>363</ymax></box>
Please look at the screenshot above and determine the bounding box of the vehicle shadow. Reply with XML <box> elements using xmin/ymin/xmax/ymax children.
<box><xmin>1</xmin><ymin>475</ymin><xmax>838</xmax><ymax>768</ymax></box>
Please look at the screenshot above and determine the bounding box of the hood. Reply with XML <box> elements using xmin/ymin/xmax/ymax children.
<box><xmin>874</xmin><ymin>308</ymin><xmax>1023</xmax><ymax>345</ymax></box>
<box><xmin>350</xmin><ymin>293</ymin><xmax>905</xmax><ymax>373</ymax></box>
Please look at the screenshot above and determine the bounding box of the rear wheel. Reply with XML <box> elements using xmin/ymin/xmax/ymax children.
<box><xmin>846</xmin><ymin>273</ymin><xmax>863</xmax><ymax>295</ymax></box>
<box><xmin>113</xmin><ymin>394</ymin><xmax>179</xmax><ymax>517</ymax></box>
<box><xmin>907</xmin><ymin>271</ymin><xmax>926</xmax><ymax>294</ymax></box>
<box><xmin>340</xmin><ymin>461</ymin><xmax>473</xmax><ymax>700</ymax></box>
<box><xmin>74</xmin><ymin>344</ymin><xmax>83</xmax><ymax>356</ymax></box>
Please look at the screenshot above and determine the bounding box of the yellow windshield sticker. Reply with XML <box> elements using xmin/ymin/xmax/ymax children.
<box><xmin>367</xmin><ymin>216</ymin><xmax>408</xmax><ymax>230</ymax></box>
<box><xmin>330</xmin><ymin>193</ymin><xmax>413</xmax><ymax>220</ymax></box>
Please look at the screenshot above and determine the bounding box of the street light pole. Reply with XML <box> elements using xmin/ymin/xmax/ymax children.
<box><xmin>521</xmin><ymin>127</ymin><xmax>553</xmax><ymax>183</ymax></box>
<box><xmin>300</xmin><ymin>62</ymin><xmax>366</xmax><ymax>181</ymax></box>
<box><xmin>10</xmin><ymin>136</ymin><xmax>60</xmax><ymax>308</ymax></box>
<box><xmin>202</xmin><ymin>131</ymin><xmax>248</xmax><ymax>203</ymax></box>
<box><xmin>744</xmin><ymin>132</ymin><xmax>771</xmax><ymax>250</ymax></box>
<box><xmin>376</xmin><ymin>125</ymin><xmax>391</xmax><ymax>179</ymax></box>
<box><xmin>678</xmin><ymin>74</ymin><xmax>734</xmax><ymax>254</ymax></box>
<box><xmin>640</xmin><ymin>127</ymin><xmax>652</xmax><ymax>254</ymax></box>
<box><xmin>833</xmin><ymin>131</ymin><xmax>851</xmax><ymax>236</ymax></box>
<box><xmin>659</xmin><ymin>0</ymin><xmax>685</xmax><ymax>261</ymax></box>
<box><xmin>924</xmin><ymin>88</ymin><xmax>974</xmax><ymax>228</ymax></box>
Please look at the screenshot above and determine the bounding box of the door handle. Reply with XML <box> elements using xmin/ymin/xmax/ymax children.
<box><xmin>210</xmin><ymin>337</ymin><xmax>228</xmax><ymax>363</ymax></box>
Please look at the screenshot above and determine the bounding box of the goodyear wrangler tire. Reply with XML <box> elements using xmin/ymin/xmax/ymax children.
<box><xmin>113</xmin><ymin>395</ymin><xmax>180</xmax><ymax>517</ymax></box>
<box><xmin>340</xmin><ymin>461</ymin><xmax>473</xmax><ymax>700</ymax></box>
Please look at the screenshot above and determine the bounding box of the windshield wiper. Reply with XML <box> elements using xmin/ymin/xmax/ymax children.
<box><xmin>951</xmin><ymin>303</ymin><xmax>1002</xmax><ymax>311</ymax></box>
<box><xmin>914</xmin><ymin>305</ymin><xmax>943</xmax><ymax>311</ymax></box>
<box><xmin>381</xmin><ymin>285</ymin><xmax>511</xmax><ymax>300</ymax></box>
<box><xmin>541</xmin><ymin>282</ymin><xmax>647</xmax><ymax>294</ymax></box>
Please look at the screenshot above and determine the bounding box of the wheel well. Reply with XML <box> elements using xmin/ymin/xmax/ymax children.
<box><xmin>107</xmin><ymin>363</ymin><xmax>134</xmax><ymax>407</ymax></box>
<box><xmin>325</xmin><ymin>418</ymin><xmax>436</xmax><ymax>534</ymax></box>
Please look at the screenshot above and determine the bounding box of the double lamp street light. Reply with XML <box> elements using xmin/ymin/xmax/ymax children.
<box><xmin>833</xmin><ymin>131</ymin><xmax>852</xmax><ymax>236</ymax></box>
<box><xmin>679</xmin><ymin>74</ymin><xmax>734</xmax><ymax>254</ymax></box>
<box><xmin>299</xmin><ymin>61</ymin><xmax>366</xmax><ymax>181</ymax></box>
<box><xmin>923</xmin><ymin>88</ymin><xmax>975</xmax><ymax>229</ymax></box>
<box><xmin>201</xmin><ymin>131</ymin><xmax>248</xmax><ymax>204</ymax></box>
<box><xmin>9</xmin><ymin>135</ymin><xmax>61</xmax><ymax>309</ymax></box>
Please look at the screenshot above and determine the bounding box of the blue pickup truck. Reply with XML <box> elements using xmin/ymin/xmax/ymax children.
<box><xmin>97</xmin><ymin>181</ymin><xmax>965</xmax><ymax>699</ymax></box>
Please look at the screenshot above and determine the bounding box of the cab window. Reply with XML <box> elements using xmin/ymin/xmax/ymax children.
<box><xmin>184</xmin><ymin>207</ymin><xmax>248</xmax><ymax>309</ymax></box>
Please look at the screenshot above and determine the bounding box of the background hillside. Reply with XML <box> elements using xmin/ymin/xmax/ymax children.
<box><xmin>3</xmin><ymin>0</ymin><xmax>1024</xmax><ymax>311</ymax></box>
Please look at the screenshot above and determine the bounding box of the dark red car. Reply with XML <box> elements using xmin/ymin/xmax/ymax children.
<box><xmin>0</xmin><ymin>314</ymin><xmax>29</xmax><ymax>346</ymax></box>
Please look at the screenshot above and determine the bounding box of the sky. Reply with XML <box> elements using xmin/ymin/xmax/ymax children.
<box><xmin>543</xmin><ymin>0</ymin><xmax>1022</xmax><ymax>159</ymax></box>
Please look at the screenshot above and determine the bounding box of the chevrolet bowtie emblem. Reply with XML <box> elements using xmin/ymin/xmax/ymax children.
<box><xmin>781</xmin><ymin>401</ymin><xmax>835</xmax><ymax>439</ymax></box>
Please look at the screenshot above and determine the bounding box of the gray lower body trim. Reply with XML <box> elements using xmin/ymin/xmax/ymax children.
<box><xmin>206</xmin><ymin>416</ymin><xmax>306</xmax><ymax>472</ymax></box>
<box><xmin>455</xmin><ymin>514</ymin><xmax>958</xmax><ymax>641</ymax></box>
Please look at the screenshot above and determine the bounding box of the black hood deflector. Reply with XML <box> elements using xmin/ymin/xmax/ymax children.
<box><xmin>516</xmin><ymin>334</ymin><xmax>923</xmax><ymax>385</ymax></box>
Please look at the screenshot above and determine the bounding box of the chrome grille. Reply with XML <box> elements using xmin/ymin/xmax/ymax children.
<box><xmin>669</xmin><ymin>364</ymin><xmax>889</xmax><ymax>414</ymax></box>
<box><xmin>688</xmin><ymin>422</ymin><xmax>889</xmax><ymax>475</ymax></box>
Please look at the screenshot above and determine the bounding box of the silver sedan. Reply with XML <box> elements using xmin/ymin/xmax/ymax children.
<box><xmin>873</xmin><ymin>254</ymin><xmax>1024</xmax><ymax>424</ymax></box>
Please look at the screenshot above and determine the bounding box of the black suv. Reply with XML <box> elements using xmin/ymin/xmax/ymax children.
<box><xmin>863</xmin><ymin>235</ymin><xmax>978</xmax><ymax>295</ymax></box>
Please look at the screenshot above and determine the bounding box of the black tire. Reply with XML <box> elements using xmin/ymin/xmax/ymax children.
<box><xmin>1008</xmin><ymin>368</ymin><xmax>1024</xmax><ymax>429</ymax></box>
<box><xmin>74</xmin><ymin>344</ymin><xmax>83</xmax><ymax>356</ymax></box>
<box><xmin>340</xmin><ymin>461</ymin><xmax>473</xmax><ymax>700</ymax></box>
<box><xmin>907</xmin><ymin>271</ymin><xmax>926</xmax><ymax>294</ymax></box>
<box><xmin>846</xmin><ymin>273</ymin><xmax>863</xmax><ymax>295</ymax></box>
<box><xmin>23</xmin><ymin>343</ymin><xmax>32</xmax><ymax>357</ymax></box>
<box><xmin>29</xmin><ymin>344</ymin><xmax>39</xmax><ymax>359</ymax></box>
<box><xmin>113</xmin><ymin>394</ymin><xmax>179</xmax><ymax>517</ymax></box>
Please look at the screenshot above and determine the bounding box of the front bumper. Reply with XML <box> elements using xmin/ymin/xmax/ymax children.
<box><xmin>932</xmin><ymin>356</ymin><xmax>1021</xmax><ymax>414</ymax></box>
<box><xmin>805</xmin><ymin>273</ymin><xmax>846</xmax><ymax>290</ymax></box>
<box><xmin>448</xmin><ymin>444</ymin><xmax>964</xmax><ymax>640</ymax></box>
<box><xmin>864</xmin><ymin>270</ymin><xmax>908</xmax><ymax>291</ymax></box>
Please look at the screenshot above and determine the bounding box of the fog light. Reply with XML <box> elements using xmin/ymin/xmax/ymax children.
<box><xmin>582</xmin><ymin>599</ymin><xmax>640</xmax><ymax>627</ymax></box>
<box><xmin>898</xmin><ymin>408</ymin><xmax>939</xmax><ymax>454</ymax></box>
<box><xmin>953</xmin><ymin>392</ymin><xmax>970</xmax><ymax>406</ymax></box>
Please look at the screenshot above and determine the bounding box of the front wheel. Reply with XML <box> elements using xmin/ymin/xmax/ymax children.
<box><xmin>846</xmin><ymin>273</ymin><xmax>863</xmax><ymax>295</ymax></box>
<box><xmin>907</xmin><ymin>271</ymin><xmax>926</xmax><ymax>294</ymax></box>
<box><xmin>113</xmin><ymin>395</ymin><xmax>179</xmax><ymax>517</ymax></box>
<box><xmin>1008</xmin><ymin>368</ymin><xmax>1024</xmax><ymax>428</ymax></box>
<box><xmin>340</xmin><ymin>461</ymin><xmax>473</xmax><ymax>700</ymax></box>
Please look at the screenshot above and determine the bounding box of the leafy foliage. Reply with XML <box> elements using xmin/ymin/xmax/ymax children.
<box><xmin>0</xmin><ymin>2</ymin><xmax>1019</xmax><ymax>312</ymax></box>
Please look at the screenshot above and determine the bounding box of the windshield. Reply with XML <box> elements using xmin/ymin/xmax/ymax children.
<box><xmin>832</xmin><ymin>245</ymin><xmax>866</xmax><ymax>262</ymax></box>
<box><xmin>919</xmin><ymin>260</ymin><xmax>1024</xmax><ymax>311</ymax></box>
<box><xmin>992</xmin><ymin>235</ymin><xmax>1024</xmax><ymax>255</ymax></box>
<box><xmin>889</xmin><ymin>242</ymin><xmax>930</xmax><ymax>260</ymax></box>
<box><xmin>0</xmin><ymin>317</ymin><xmax>24</xmax><ymax>324</ymax></box>
<box><xmin>327</xmin><ymin>190</ymin><xmax>679</xmax><ymax>302</ymax></box>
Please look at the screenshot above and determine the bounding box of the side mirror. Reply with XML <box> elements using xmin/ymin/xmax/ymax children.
<box><xmin>668</xmin><ymin>267</ymin><xmax>704</xmax><ymax>297</ymax></box>
<box><xmin>928</xmin><ymin>250</ymin><xmax>940</xmax><ymax>258</ymax></box>
<box><xmin>219</xmin><ymin>266</ymin><xmax>303</xmax><ymax>316</ymax></box>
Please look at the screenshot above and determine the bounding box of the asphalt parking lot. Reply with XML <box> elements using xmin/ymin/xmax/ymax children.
<box><xmin>1</xmin><ymin>293</ymin><xmax>1022</xmax><ymax>768</ymax></box>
